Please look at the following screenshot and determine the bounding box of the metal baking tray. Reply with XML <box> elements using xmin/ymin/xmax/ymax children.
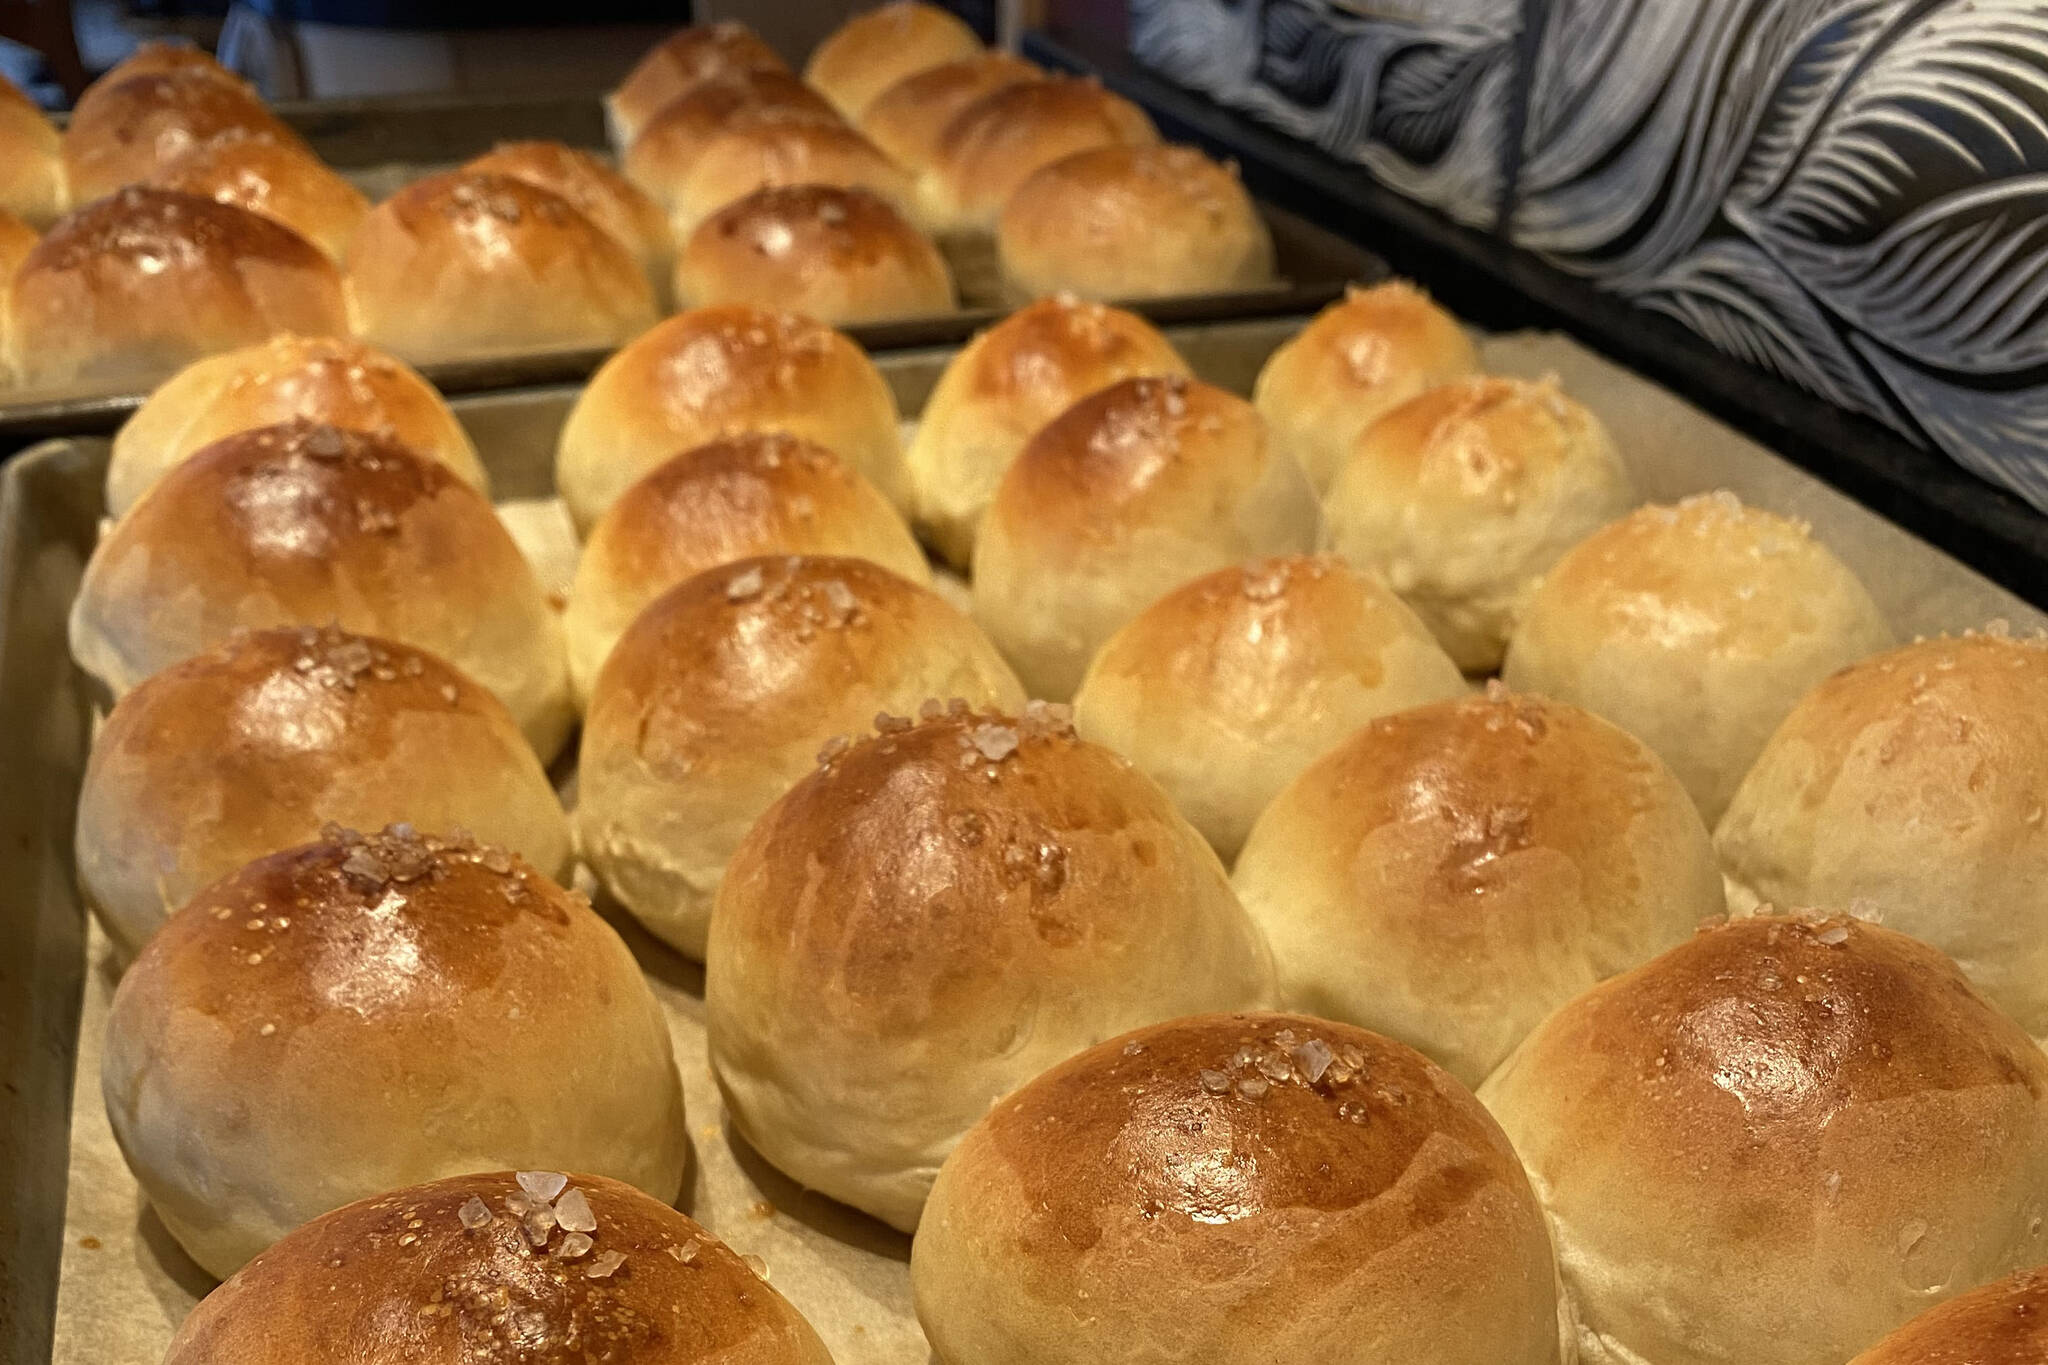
<box><xmin>8</xmin><ymin>316</ymin><xmax>2044</xmax><ymax>1365</ymax></box>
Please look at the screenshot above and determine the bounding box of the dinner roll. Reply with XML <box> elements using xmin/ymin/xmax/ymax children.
<box><xmin>1323</xmin><ymin>374</ymin><xmax>1633</xmax><ymax>671</ymax></box>
<box><xmin>103</xmin><ymin>826</ymin><xmax>688</xmax><ymax>1279</ymax></box>
<box><xmin>858</xmin><ymin>52</ymin><xmax>1042</xmax><ymax>175</ymax></box>
<box><xmin>908</xmin><ymin>296</ymin><xmax>1191</xmax><ymax>567</ymax></box>
<box><xmin>998</xmin><ymin>144</ymin><xmax>1274</xmax><ymax>301</ymax></box>
<box><xmin>7</xmin><ymin>188</ymin><xmax>348</xmax><ymax>391</ymax></box>
<box><xmin>609</xmin><ymin>21</ymin><xmax>790</xmax><ymax>148</ymax></box>
<box><xmin>1073</xmin><ymin>555</ymin><xmax>1465</xmax><ymax>861</ymax></box>
<box><xmin>0</xmin><ymin>78</ymin><xmax>63</xmax><ymax>227</ymax></box>
<box><xmin>147</xmin><ymin>130</ymin><xmax>368</xmax><ymax>262</ymax></box>
<box><xmin>1480</xmin><ymin>914</ymin><xmax>2048</xmax><ymax>1365</ymax></box>
<box><xmin>915</xmin><ymin>1012</ymin><xmax>1564</xmax><ymax>1365</ymax></box>
<box><xmin>1504</xmin><ymin>491</ymin><xmax>1892</xmax><ymax>822</ymax></box>
<box><xmin>107</xmin><ymin>333</ymin><xmax>483</xmax><ymax>518</ymax></box>
<box><xmin>806</xmin><ymin>2</ymin><xmax>982</xmax><ymax>119</ymax></box>
<box><xmin>974</xmin><ymin>375</ymin><xmax>1319</xmax><ymax>699</ymax></box>
<box><xmin>76</xmin><ymin>625</ymin><xmax>570</xmax><ymax>957</ymax></box>
<box><xmin>465</xmin><ymin>140</ymin><xmax>672</xmax><ymax>298</ymax></box>
<box><xmin>676</xmin><ymin>184</ymin><xmax>953</xmax><ymax>324</ymax></box>
<box><xmin>82</xmin><ymin>40</ymin><xmax>250</xmax><ymax>94</ymax></box>
<box><xmin>557</xmin><ymin>305</ymin><xmax>906</xmax><ymax>533</ymax></box>
<box><xmin>347</xmin><ymin>171</ymin><xmax>657</xmax><ymax>366</ymax></box>
<box><xmin>621</xmin><ymin>71</ymin><xmax>839</xmax><ymax>214</ymax></box>
<box><xmin>1254</xmin><ymin>281</ymin><xmax>1480</xmax><ymax>492</ymax></box>
<box><xmin>707</xmin><ymin>703</ymin><xmax>1274</xmax><ymax>1231</ymax></box>
<box><xmin>163</xmin><ymin>1172</ymin><xmax>833</xmax><ymax>1365</ymax></box>
<box><xmin>920</xmin><ymin>76</ymin><xmax>1158</xmax><ymax>232</ymax></box>
<box><xmin>70</xmin><ymin>421</ymin><xmax>574</xmax><ymax>759</ymax></box>
<box><xmin>1235</xmin><ymin>686</ymin><xmax>1720</xmax><ymax>1084</ymax></box>
<box><xmin>63</xmin><ymin>70</ymin><xmax>305</xmax><ymax>205</ymax></box>
<box><xmin>1716</xmin><ymin>628</ymin><xmax>2048</xmax><ymax>1040</ymax></box>
<box><xmin>1849</xmin><ymin>1267</ymin><xmax>2048</xmax><ymax>1365</ymax></box>
<box><xmin>578</xmin><ymin>556</ymin><xmax>1021</xmax><ymax>958</ymax></box>
<box><xmin>564</xmin><ymin>433</ymin><xmax>930</xmax><ymax>701</ymax></box>
<box><xmin>669</xmin><ymin>111</ymin><xmax>913</xmax><ymax>239</ymax></box>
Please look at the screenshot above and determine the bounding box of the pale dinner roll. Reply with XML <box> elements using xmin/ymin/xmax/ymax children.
<box><xmin>920</xmin><ymin>76</ymin><xmax>1158</xmax><ymax>232</ymax></box>
<box><xmin>103</xmin><ymin>826</ymin><xmax>688</xmax><ymax>1279</ymax></box>
<box><xmin>162</xmin><ymin>1171</ymin><xmax>834</xmax><ymax>1364</ymax></box>
<box><xmin>1234</xmin><ymin>686</ymin><xmax>1720</xmax><ymax>1085</ymax></box>
<box><xmin>0</xmin><ymin>78</ymin><xmax>63</xmax><ymax>228</ymax></box>
<box><xmin>564</xmin><ymin>433</ymin><xmax>931</xmax><ymax>701</ymax></box>
<box><xmin>1503</xmin><ymin>491</ymin><xmax>1893</xmax><ymax>823</ymax></box>
<box><xmin>1480</xmin><ymin>914</ymin><xmax>2048</xmax><ymax>1365</ymax></box>
<box><xmin>668</xmin><ymin>111</ymin><xmax>913</xmax><ymax>239</ymax></box>
<box><xmin>147</xmin><ymin>130</ymin><xmax>369</xmax><ymax>262</ymax></box>
<box><xmin>1073</xmin><ymin>555</ymin><xmax>1465</xmax><ymax>861</ymax></box>
<box><xmin>974</xmin><ymin>375</ymin><xmax>1319</xmax><ymax>700</ymax></box>
<box><xmin>707</xmin><ymin>703</ymin><xmax>1274</xmax><ymax>1231</ymax></box>
<box><xmin>578</xmin><ymin>555</ymin><xmax>1021</xmax><ymax>958</ymax></box>
<box><xmin>858</xmin><ymin>52</ymin><xmax>1042</xmax><ymax>175</ymax></box>
<box><xmin>1253</xmin><ymin>281</ymin><xmax>1480</xmax><ymax>492</ymax></box>
<box><xmin>915</xmin><ymin>1012</ymin><xmax>1564</xmax><ymax>1365</ymax></box>
<box><xmin>69</xmin><ymin>421</ymin><xmax>574</xmax><ymax>759</ymax></box>
<box><xmin>107</xmin><ymin>333</ymin><xmax>484</xmax><ymax>518</ymax></box>
<box><xmin>347</xmin><ymin>170</ymin><xmax>657</xmax><ymax>366</ymax></box>
<box><xmin>465</xmin><ymin>140</ymin><xmax>672</xmax><ymax>298</ymax></box>
<box><xmin>621</xmin><ymin>72</ymin><xmax>840</xmax><ymax>214</ymax></box>
<box><xmin>63</xmin><ymin>69</ymin><xmax>306</xmax><ymax>205</ymax></box>
<box><xmin>998</xmin><ymin>144</ymin><xmax>1274</xmax><ymax>301</ymax></box>
<box><xmin>1715</xmin><ymin>629</ymin><xmax>2048</xmax><ymax>1040</ymax></box>
<box><xmin>1849</xmin><ymin>1267</ymin><xmax>2048</xmax><ymax>1365</ymax></box>
<box><xmin>676</xmin><ymin>184</ymin><xmax>953</xmax><ymax>324</ymax></box>
<box><xmin>908</xmin><ymin>295</ymin><xmax>1191</xmax><ymax>567</ymax></box>
<box><xmin>805</xmin><ymin>2</ymin><xmax>982</xmax><ymax>119</ymax></box>
<box><xmin>7</xmin><ymin>187</ymin><xmax>348</xmax><ymax>391</ymax></box>
<box><xmin>76</xmin><ymin>625</ymin><xmax>571</xmax><ymax>957</ymax></box>
<box><xmin>609</xmin><ymin>21</ymin><xmax>790</xmax><ymax>148</ymax></box>
<box><xmin>1323</xmin><ymin>374</ymin><xmax>1633</xmax><ymax>671</ymax></box>
<box><xmin>556</xmin><ymin>304</ymin><xmax>907</xmax><ymax>533</ymax></box>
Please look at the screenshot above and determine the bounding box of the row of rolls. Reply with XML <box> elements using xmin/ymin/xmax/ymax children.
<box><xmin>0</xmin><ymin>7</ymin><xmax>1275</xmax><ymax>393</ymax></box>
<box><xmin>67</xmin><ymin>277</ymin><xmax>2048</xmax><ymax>1357</ymax></box>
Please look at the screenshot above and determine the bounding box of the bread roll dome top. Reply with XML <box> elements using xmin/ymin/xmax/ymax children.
<box><xmin>858</xmin><ymin>52</ymin><xmax>1042</xmax><ymax>173</ymax></box>
<box><xmin>804</xmin><ymin>1</ymin><xmax>983</xmax><ymax>119</ymax></box>
<box><xmin>146</xmin><ymin>131</ymin><xmax>369</xmax><ymax>262</ymax></box>
<box><xmin>63</xmin><ymin>69</ymin><xmax>306</xmax><ymax>203</ymax></box>
<box><xmin>609</xmin><ymin>22</ymin><xmax>790</xmax><ymax>146</ymax></box>
<box><xmin>1849</xmin><ymin>1267</ymin><xmax>2048</xmax><ymax>1365</ymax></box>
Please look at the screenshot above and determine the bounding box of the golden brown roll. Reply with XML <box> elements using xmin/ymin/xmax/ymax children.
<box><xmin>919</xmin><ymin>76</ymin><xmax>1158</xmax><ymax>232</ymax></box>
<box><xmin>0</xmin><ymin>77</ymin><xmax>63</xmax><ymax>228</ymax></box>
<box><xmin>146</xmin><ymin>130</ymin><xmax>368</xmax><ymax>263</ymax></box>
<box><xmin>75</xmin><ymin>625</ymin><xmax>571</xmax><ymax>957</ymax></box>
<box><xmin>1072</xmin><ymin>555</ymin><xmax>1465</xmax><ymax>861</ymax></box>
<box><xmin>70</xmin><ymin>421</ymin><xmax>574</xmax><ymax>759</ymax></box>
<box><xmin>1480</xmin><ymin>914</ymin><xmax>2048</xmax><ymax>1365</ymax></box>
<box><xmin>621</xmin><ymin>71</ymin><xmax>840</xmax><ymax>214</ymax></box>
<box><xmin>1848</xmin><ymin>1267</ymin><xmax>2048</xmax><ymax>1365</ymax></box>
<box><xmin>63</xmin><ymin>69</ymin><xmax>306</xmax><ymax>205</ymax></box>
<box><xmin>915</xmin><ymin>1012</ymin><xmax>1565</xmax><ymax>1364</ymax></box>
<box><xmin>464</xmin><ymin>140</ymin><xmax>672</xmax><ymax>298</ymax></box>
<box><xmin>974</xmin><ymin>375</ymin><xmax>1319</xmax><ymax>700</ymax></box>
<box><xmin>7</xmin><ymin>187</ymin><xmax>348</xmax><ymax>392</ymax></box>
<box><xmin>578</xmin><ymin>556</ymin><xmax>1022</xmax><ymax>959</ymax></box>
<box><xmin>804</xmin><ymin>2</ymin><xmax>982</xmax><ymax>119</ymax></box>
<box><xmin>80</xmin><ymin>40</ymin><xmax>251</xmax><ymax>95</ymax></box>
<box><xmin>668</xmin><ymin>111</ymin><xmax>913</xmax><ymax>240</ymax></box>
<box><xmin>1715</xmin><ymin>629</ymin><xmax>2048</xmax><ymax>1040</ymax></box>
<box><xmin>609</xmin><ymin>21</ymin><xmax>791</xmax><ymax>149</ymax></box>
<box><xmin>1322</xmin><ymin>374</ymin><xmax>1633</xmax><ymax>672</ymax></box>
<box><xmin>347</xmin><ymin>170</ymin><xmax>658</xmax><ymax>366</ymax></box>
<box><xmin>103</xmin><ymin>827</ymin><xmax>689</xmax><ymax>1279</ymax></box>
<box><xmin>564</xmin><ymin>433</ymin><xmax>931</xmax><ymax>701</ymax></box>
<box><xmin>997</xmin><ymin>144</ymin><xmax>1274</xmax><ymax>301</ymax></box>
<box><xmin>107</xmin><ymin>333</ymin><xmax>484</xmax><ymax>518</ymax></box>
<box><xmin>907</xmin><ymin>295</ymin><xmax>1191</xmax><ymax>567</ymax></box>
<box><xmin>556</xmin><ymin>304</ymin><xmax>906</xmax><ymax>533</ymax></box>
<box><xmin>162</xmin><ymin>1171</ymin><xmax>834</xmax><ymax>1365</ymax></box>
<box><xmin>707</xmin><ymin>704</ymin><xmax>1274</xmax><ymax>1231</ymax></box>
<box><xmin>0</xmin><ymin>208</ymin><xmax>36</xmax><ymax>372</ymax></box>
<box><xmin>1234</xmin><ymin>686</ymin><xmax>1720</xmax><ymax>1085</ymax></box>
<box><xmin>675</xmin><ymin>183</ymin><xmax>953</xmax><ymax>325</ymax></box>
<box><xmin>1253</xmin><ymin>281</ymin><xmax>1480</xmax><ymax>492</ymax></box>
<box><xmin>1503</xmin><ymin>492</ymin><xmax>1893</xmax><ymax>823</ymax></box>
<box><xmin>858</xmin><ymin>52</ymin><xmax>1043</xmax><ymax>175</ymax></box>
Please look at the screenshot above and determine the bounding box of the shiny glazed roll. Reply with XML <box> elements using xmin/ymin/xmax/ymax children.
<box><xmin>707</xmin><ymin>703</ymin><xmax>1275</xmax><ymax>1231</ymax></box>
<box><xmin>347</xmin><ymin>171</ymin><xmax>658</xmax><ymax>366</ymax></box>
<box><xmin>63</xmin><ymin>69</ymin><xmax>306</xmax><ymax>204</ymax></box>
<box><xmin>919</xmin><ymin>76</ymin><xmax>1158</xmax><ymax>232</ymax></box>
<box><xmin>1715</xmin><ymin>629</ymin><xmax>2048</xmax><ymax>1040</ymax></box>
<box><xmin>1322</xmin><ymin>374</ymin><xmax>1634</xmax><ymax>671</ymax></box>
<box><xmin>103</xmin><ymin>827</ymin><xmax>689</xmax><ymax>1279</ymax></box>
<box><xmin>621</xmin><ymin>71</ymin><xmax>840</xmax><ymax>214</ymax></box>
<box><xmin>857</xmin><ymin>52</ymin><xmax>1042</xmax><ymax>175</ymax></box>
<box><xmin>608</xmin><ymin>21</ymin><xmax>790</xmax><ymax>148</ymax></box>
<box><xmin>1233</xmin><ymin>686</ymin><xmax>1721</xmax><ymax>1084</ymax></box>
<box><xmin>1502</xmin><ymin>492</ymin><xmax>1893</xmax><ymax>823</ymax></box>
<box><xmin>0</xmin><ymin>76</ymin><xmax>63</xmax><ymax>227</ymax></box>
<box><xmin>1072</xmin><ymin>555</ymin><xmax>1466</xmax><ymax>861</ymax></box>
<box><xmin>914</xmin><ymin>1013</ymin><xmax>1565</xmax><ymax>1365</ymax></box>
<box><xmin>564</xmin><ymin>433</ymin><xmax>931</xmax><ymax>701</ymax></box>
<box><xmin>973</xmin><ymin>375</ymin><xmax>1319</xmax><ymax>700</ymax></box>
<box><xmin>804</xmin><ymin>2</ymin><xmax>982</xmax><ymax>119</ymax></box>
<box><xmin>556</xmin><ymin>305</ymin><xmax>906</xmax><ymax>533</ymax></box>
<box><xmin>1480</xmin><ymin>914</ymin><xmax>2048</xmax><ymax>1365</ymax></box>
<box><xmin>147</xmin><ymin>130</ymin><xmax>369</xmax><ymax>262</ymax></box>
<box><xmin>667</xmin><ymin>111</ymin><xmax>913</xmax><ymax>239</ymax></box>
<box><xmin>1848</xmin><ymin>1267</ymin><xmax>2048</xmax><ymax>1365</ymax></box>
<box><xmin>577</xmin><ymin>556</ymin><xmax>1022</xmax><ymax>958</ymax></box>
<box><xmin>465</xmin><ymin>140</ymin><xmax>672</xmax><ymax>298</ymax></box>
<box><xmin>69</xmin><ymin>421</ymin><xmax>575</xmax><ymax>759</ymax></box>
<box><xmin>75</xmin><ymin>625</ymin><xmax>571</xmax><ymax>957</ymax></box>
<box><xmin>907</xmin><ymin>296</ymin><xmax>1191</xmax><ymax>567</ymax></box>
<box><xmin>997</xmin><ymin>145</ymin><xmax>1274</xmax><ymax>301</ymax></box>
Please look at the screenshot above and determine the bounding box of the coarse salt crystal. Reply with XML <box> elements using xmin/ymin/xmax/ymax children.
<box><xmin>970</xmin><ymin>723</ymin><xmax>1019</xmax><ymax>761</ymax></box>
<box><xmin>1816</xmin><ymin>925</ymin><xmax>1850</xmax><ymax>945</ymax></box>
<box><xmin>1198</xmin><ymin>1069</ymin><xmax>1230</xmax><ymax>1095</ymax></box>
<box><xmin>1292</xmin><ymin>1039</ymin><xmax>1334</xmax><ymax>1084</ymax></box>
<box><xmin>742</xmin><ymin>1253</ymin><xmax>769</xmax><ymax>1280</ymax></box>
<box><xmin>554</xmin><ymin>1232</ymin><xmax>593</xmax><ymax>1259</ymax></box>
<box><xmin>458</xmin><ymin>1196</ymin><xmax>492</xmax><ymax>1230</ymax></box>
<box><xmin>554</xmin><ymin>1187</ymin><xmax>597</xmax><ymax>1233</ymax></box>
<box><xmin>1236</xmin><ymin>1075</ymin><xmax>1270</xmax><ymax>1099</ymax></box>
<box><xmin>586</xmin><ymin>1249</ymin><xmax>626</xmax><ymax>1279</ymax></box>
<box><xmin>726</xmin><ymin>566</ymin><xmax>765</xmax><ymax>601</ymax></box>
